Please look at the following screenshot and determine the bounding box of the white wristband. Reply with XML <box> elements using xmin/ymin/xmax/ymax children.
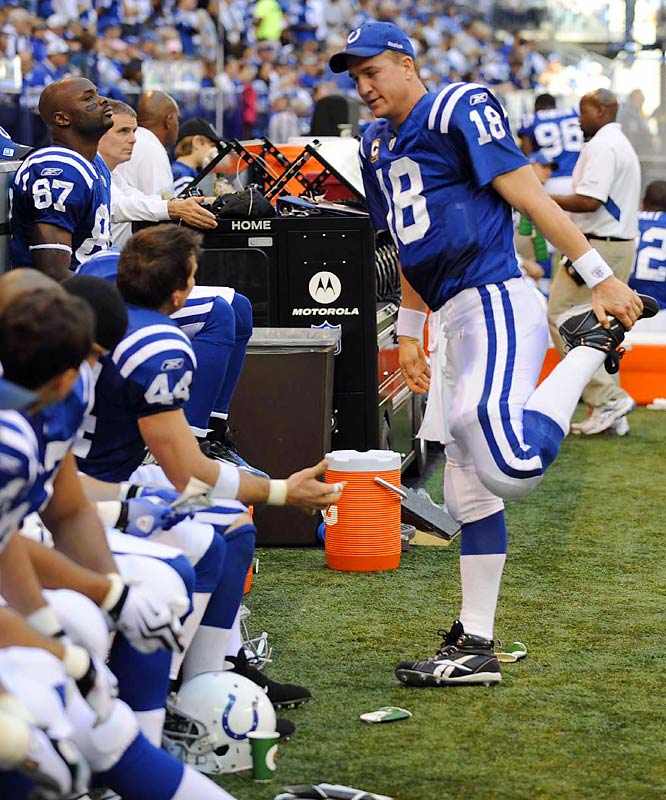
<box><xmin>0</xmin><ymin>710</ymin><xmax>30</xmax><ymax>767</ymax></box>
<box><xmin>267</xmin><ymin>479</ymin><xmax>288</xmax><ymax>506</ymax></box>
<box><xmin>573</xmin><ymin>248</ymin><xmax>613</xmax><ymax>288</ymax></box>
<box><xmin>213</xmin><ymin>460</ymin><xmax>240</xmax><ymax>500</ymax></box>
<box><xmin>101</xmin><ymin>572</ymin><xmax>125</xmax><ymax>612</ymax></box>
<box><xmin>97</xmin><ymin>500</ymin><xmax>122</xmax><ymax>528</ymax></box>
<box><xmin>0</xmin><ymin>693</ymin><xmax>34</xmax><ymax>724</ymax></box>
<box><xmin>62</xmin><ymin>644</ymin><xmax>90</xmax><ymax>681</ymax></box>
<box><xmin>397</xmin><ymin>307</ymin><xmax>427</xmax><ymax>341</ymax></box>
<box><xmin>26</xmin><ymin>605</ymin><xmax>61</xmax><ymax>637</ymax></box>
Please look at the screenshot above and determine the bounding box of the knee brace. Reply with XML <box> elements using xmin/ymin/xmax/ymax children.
<box><xmin>44</xmin><ymin>589</ymin><xmax>111</xmax><ymax>660</ymax></box>
<box><xmin>444</xmin><ymin>447</ymin><xmax>504</xmax><ymax>525</ymax></box>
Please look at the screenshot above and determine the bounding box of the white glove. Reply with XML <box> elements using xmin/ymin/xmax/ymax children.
<box><xmin>72</xmin><ymin>654</ymin><xmax>118</xmax><ymax>725</ymax></box>
<box><xmin>109</xmin><ymin>580</ymin><xmax>185</xmax><ymax>655</ymax></box>
<box><xmin>23</xmin><ymin>728</ymin><xmax>91</xmax><ymax>799</ymax></box>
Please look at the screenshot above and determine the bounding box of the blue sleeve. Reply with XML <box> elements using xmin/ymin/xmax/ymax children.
<box><xmin>0</xmin><ymin>416</ymin><xmax>38</xmax><ymax>551</ymax></box>
<box><xmin>359</xmin><ymin>140</ymin><xmax>389</xmax><ymax>233</ymax></box>
<box><xmin>17</xmin><ymin>159</ymin><xmax>91</xmax><ymax>233</ymax></box>
<box><xmin>447</xmin><ymin>88</ymin><xmax>528</xmax><ymax>187</ymax></box>
<box><xmin>123</xmin><ymin>347</ymin><xmax>197</xmax><ymax>419</ymax></box>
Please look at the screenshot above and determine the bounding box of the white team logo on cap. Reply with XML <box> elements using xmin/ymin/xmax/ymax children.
<box><xmin>347</xmin><ymin>28</ymin><xmax>362</xmax><ymax>44</ymax></box>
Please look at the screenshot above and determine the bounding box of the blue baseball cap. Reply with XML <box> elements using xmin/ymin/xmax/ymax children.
<box><xmin>0</xmin><ymin>376</ymin><xmax>36</xmax><ymax>411</ymax></box>
<box><xmin>529</xmin><ymin>151</ymin><xmax>557</xmax><ymax>169</ymax></box>
<box><xmin>0</xmin><ymin>126</ymin><xmax>31</xmax><ymax>161</ymax></box>
<box><xmin>329</xmin><ymin>21</ymin><xmax>415</xmax><ymax>73</ymax></box>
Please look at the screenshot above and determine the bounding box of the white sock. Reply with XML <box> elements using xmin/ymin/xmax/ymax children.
<box><xmin>459</xmin><ymin>553</ymin><xmax>506</xmax><ymax>641</ymax></box>
<box><xmin>170</xmin><ymin>592</ymin><xmax>211</xmax><ymax>680</ymax></box>
<box><xmin>134</xmin><ymin>709</ymin><xmax>166</xmax><ymax>747</ymax></box>
<box><xmin>525</xmin><ymin>346</ymin><xmax>606</xmax><ymax>432</ymax></box>
<box><xmin>225</xmin><ymin>608</ymin><xmax>242</xmax><ymax>659</ymax></box>
<box><xmin>171</xmin><ymin>765</ymin><xmax>237</xmax><ymax>800</ymax></box>
<box><xmin>181</xmin><ymin>625</ymin><xmax>232</xmax><ymax>682</ymax></box>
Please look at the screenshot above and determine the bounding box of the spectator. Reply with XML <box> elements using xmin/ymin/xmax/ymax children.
<box><xmin>617</xmin><ymin>89</ymin><xmax>655</xmax><ymax>157</ymax></box>
<box><xmin>172</xmin><ymin>117</ymin><xmax>220</xmax><ymax>194</ymax></box>
<box><xmin>267</xmin><ymin>94</ymin><xmax>300</xmax><ymax>142</ymax></box>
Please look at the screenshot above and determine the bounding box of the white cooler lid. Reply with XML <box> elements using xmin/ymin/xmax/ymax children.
<box><xmin>325</xmin><ymin>449</ymin><xmax>401</xmax><ymax>472</ymax></box>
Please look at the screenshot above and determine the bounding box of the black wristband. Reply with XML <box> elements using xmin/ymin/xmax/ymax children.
<box><xmin>75</xmin><ymin>656</ymin><xmax>96</xmax><ymax>698</ymax></box>
<box><xmin>116</xmin><ymin>501</ymin><xmax>130</xmax><ymax>532</ymax></box>
<box><xmin>107</xmin><ymin>583</ymin><xmax>130</xmax><ymax>622</ymax></box>
<box><xmin>126</xmin><ymin>484</ymin><xmax>141</xmax><ymax>499</ymax></box>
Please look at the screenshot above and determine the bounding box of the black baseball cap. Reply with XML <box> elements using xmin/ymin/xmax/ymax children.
<box><xmin>177</xmin><ymin>117</ymin><xmax>221</xmax><ymax>145</ymax></box>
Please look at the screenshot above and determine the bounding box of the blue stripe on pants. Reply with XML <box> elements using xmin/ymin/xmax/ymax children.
<box><xmin>477</xmin><ymin>285</ymin><xmax>543</xmax><ymax>480</ymax></box>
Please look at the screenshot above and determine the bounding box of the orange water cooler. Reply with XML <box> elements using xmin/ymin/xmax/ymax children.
<box><xmin>324</xmin><ymin>450</ymin><xmax>402</xmax><ymax>572</ymax></box>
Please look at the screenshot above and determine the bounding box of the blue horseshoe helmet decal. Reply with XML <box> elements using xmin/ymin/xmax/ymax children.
<box><xmin>221</xmin><ymin>693</ymin><xmax>259</xmax><ymax>740</ymax></box>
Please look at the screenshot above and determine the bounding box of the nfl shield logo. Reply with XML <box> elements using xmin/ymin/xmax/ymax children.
<box><xmin>311</xmin><ymin>321</ymin><xmax>342</xmax><ymax>355</ymax></box>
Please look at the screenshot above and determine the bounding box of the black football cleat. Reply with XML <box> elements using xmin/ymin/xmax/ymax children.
<box><xmin>395</xmin><ymin>620</ymin><xmax>501</xmax><ymax>687</ymax></box>
<box><xmin>226</xmin><ymin>649</ymin><xmax>312</xmax><ymax>709</ymax></box>
<box><xmin>558</xmin><ymin>294</ymin><xmax>659</xmax><ymax>374</ymax></box>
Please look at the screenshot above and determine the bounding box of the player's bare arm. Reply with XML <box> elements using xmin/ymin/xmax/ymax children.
<box><xmin>397</xmin><ymin>269</ymin><xmax>430</xmax><ymax>395</ymax></box>
<box><xmin>29</xmin><ymin>222</ymin><xmax>74</xmax><ymax>282</ymax></box>
<box><xmin>138</xmin><ymin>408</ymin><xmax>343</xmax><ymax>510</ymax></box>
<box><xmin>21</xmin><ymin>538</ymin><xmax>111</xmax><ymax>606</ymax></box>
<box><xmin>0</xmin><ymin>534</ymin><xmax>51</xmax><ymax>617</ymax></box>
<box><xmin>492</xmin><ymin>165</ymin><xmax>643</xmax><ymax>328</ymax></box>
<box><xmin>39</xmin><ymin>450</ymin><xmax>117</xmax><ymax>575</ymax></box>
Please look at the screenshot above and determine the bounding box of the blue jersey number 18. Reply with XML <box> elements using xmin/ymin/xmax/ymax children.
<box><xmin>376</xmin><ymin>157</ymin><xmax>431</xmax><ymax>246</ymax></box>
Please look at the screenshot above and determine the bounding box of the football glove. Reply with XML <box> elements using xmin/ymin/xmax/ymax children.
<box><xmin>122</xmin><ymin>483</ymin><xmax>180</xmax><ymax>505</ymax></box>
<box><xmin>23</xmin><ymin>728</ymin><xmax>91</xmax><ymax>799</ymax></box>
<box><xmin>107</xmin><ymin>580</ymin><xmax>185</xmax><ymax>655</ymax></box>
<box><xmin>74</xmin><ymin>654</ymin><xmax>118</xmax><ymax>725</ymax></box>
<box><xmin>116</xmin><ymin>497</ymin><xmax>192</xmax><ymax>537</ymax></box>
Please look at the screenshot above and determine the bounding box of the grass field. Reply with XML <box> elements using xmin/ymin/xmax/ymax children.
<box><xmin>219</xmin><ymin>409</ymin><xmax>666</xmax><ymax>800</ymax></box>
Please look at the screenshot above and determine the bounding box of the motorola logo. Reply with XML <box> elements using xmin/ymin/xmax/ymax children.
<box><xmin>308</xmin><ymin>271</ymin><xmax>342</xmax><ymax>304</ymax></box>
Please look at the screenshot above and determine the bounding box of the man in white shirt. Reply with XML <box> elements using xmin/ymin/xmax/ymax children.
<box><xmin>99</xmin><ymin>100</ymin><xmax>217</xmax><ymax>248</ymax></box>
<box><xmin>548</xmin><ymin>89</ymin><xmax>641</xmax><ymax>436</ymax></box>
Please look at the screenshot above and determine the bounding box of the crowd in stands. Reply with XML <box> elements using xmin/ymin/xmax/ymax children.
<box><xmin>2</xmin><ymin>0</ymin><xmax>562</xmax><ymax>147</ymax></box>
<box><xmin>0</xmin><ymin>0</ymin><xmax>662</xmax><ymax>156</ymax></box>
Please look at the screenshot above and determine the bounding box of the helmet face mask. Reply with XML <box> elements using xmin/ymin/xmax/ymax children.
<box><xmin>240</xmin><ymin>604</ymin><xmax>272</xmax><ymax>670</ymax></box>
<box><xmin>163</xmin><ymin>671</ymin><xmax>277</xmax><ymax>774</ymax></box>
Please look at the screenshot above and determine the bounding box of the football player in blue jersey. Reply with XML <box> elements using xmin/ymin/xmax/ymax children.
<box><xmin>629</xmin><ymin>180</ymin><xmax>666</xmax><ymax>326</ymax></box>
<box><xmin>80</xmin><ymin>246</ymin><xmax>261</xmax><ymax>474</ymax></box>
<box><xmin>0</xmin><ymin>283</ymin><xmax>241</xmax><ymax>800</ymax></box>
<box><xmin>74</xmin><ymin>225</ymin><xmax>339</xmax><ymax>715</ymax></box>
<box><xmin>330</xmin><ymin>21</ymin><xmax>656</xmax><ymax>687</ymax></box>
<box><xmin>518</xmin><ymin>93</ymin><xmax>583</xmax><ymax>193</ymax></box>
<box><xmin>9</xmin><ymin>77</ymin><xmax>113</xmax><ymax>281</ymax></box>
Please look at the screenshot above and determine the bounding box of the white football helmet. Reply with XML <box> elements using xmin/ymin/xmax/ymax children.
<box><xmin>162</xmin><ymin>671</ymin><xmax>277</xmax><ymax>774</ymax></box>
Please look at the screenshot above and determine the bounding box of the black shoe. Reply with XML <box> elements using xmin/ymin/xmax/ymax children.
<box><xmin>199</xmin><ymin>437</ymin><xmax>269</xmax><ymax>480</ymax></box>
<box><xmin>558</xmin><ymin>293</ymin><xmax>659</xmax><ymax>374</ymax></box>
<box><xmin>226</xmin><ymin>650</ymin><xmax>312</xmax><ymax>709</ymax></box>
<box><xmin>395</xmin><ymin>620</ymin><xmax>502</xmax><ymax>687</ymax></box>
<box><xmin>276</xmin><ymin>717</ymin><xmax>296</xmax><ymax>739</ymax></box>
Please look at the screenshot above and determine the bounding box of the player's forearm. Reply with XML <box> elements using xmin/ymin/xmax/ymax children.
<box><xmin>0</xmin><ymin>607</ymin><xmax>64</xmax><ymax>658</ymax></box>
<box><xmin>399</xmin><ymin>269</ymin><xmax>429</xmax><ymax>312</ymax></box>
<box><xmin>550</xmin><ymin>193</ymin><xmax>603</xmax><ymax>214</ymax></box>
<box><xmin>0</xmin><ymin>535</ymin><xmax>48</xmax><ymax>617</ymax></box>
<box><xmin>78</xmin><ymin>473</ymin><xmax>125</xmax><ymax>502</ymax></box>
<box><xmin>494</xmin><ymin>167</ymin><xmax>591</xmax><ymax>262</ymax></box>
<box><xmin>42</xmin><ymin>505</ymin><xmax>117</xmax><ymax>575</ymax></box>
<box><xmin>29</xmin><ymin>249</ymin><xmax>72</xmax><ymax>282</ymax></box>
<box><xmin>21</xmin><ymin>537</ymin><xmax>110</xmax><ymax>606</ymax></box>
